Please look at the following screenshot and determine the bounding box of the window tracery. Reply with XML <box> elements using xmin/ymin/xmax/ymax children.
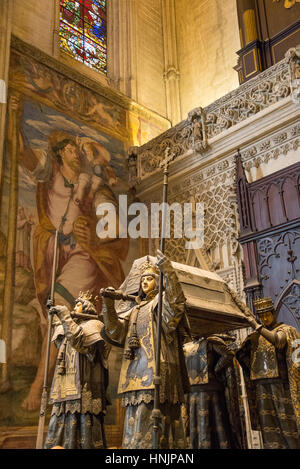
<box><xmin>59</xmin><ymin>0</ymin><xmax>107</xmax><ymax>74</ymax></box>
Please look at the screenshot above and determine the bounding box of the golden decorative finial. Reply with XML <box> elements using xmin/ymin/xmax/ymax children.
<box><xmin>159</xmin><ymin>145</ymin><xmax>176</xmax><ymax>171</ymax></box>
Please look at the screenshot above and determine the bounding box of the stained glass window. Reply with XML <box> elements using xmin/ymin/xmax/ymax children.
<box><xmin>59</xmin><ymin>1</ymin><xmax>107</xmax><ymax>74</ymax></box>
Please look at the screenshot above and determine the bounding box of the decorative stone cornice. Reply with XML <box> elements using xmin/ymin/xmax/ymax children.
<box><xmin>135</xmin><ymin>50</ymin><xmax>300</xmax><ymax>181</ymax></box>
<box><xmin>241</xmin><ymin>122</ymin><xmax>300</xmax><ymax>172</ymax></box>
<box><xmin>205</xmin><ymin>59</ymin><xmax>290</xmax><ymax>138</ymax></box>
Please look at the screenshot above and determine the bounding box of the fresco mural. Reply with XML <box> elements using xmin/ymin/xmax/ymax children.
<box><xmin>0</xmin><ymin>42</ymin><xmax>170</xmax><ymax>446</ymax></box>
<box><xmin>8</xmin><ymin>46</ymin><xmax>170</xmax><ymax>148</ymax></box>
<box><xmin>0</xmin><ymin>96</ymin><xmax>130</xmax><ymax>430</ymax></box>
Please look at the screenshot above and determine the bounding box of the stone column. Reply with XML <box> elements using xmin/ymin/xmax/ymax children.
<box><xmin>52</xmin><ymin>0</ymin><xmax>60</xmax><ymax>58</ymax></box>
<box><xmin>0</xmin><ymin>0</ymin><xmax>13</xmax><ymax>204</ymax></box>
<box><xmin>107</xmin><ymin>0</ymin><xmax>119</xmax><ymax>89</ymax></box>
<box><xmin>0</xmin><ymin>92</ymin><xmax>21</xmax><ymax>392</ymax></box>
<box><xmin>107</xmin><ymin>0</ymin><xmax>137</xmax><ymax>100</ymax></box>
<box><xmin>162</xmin><ymin>0</ymin><xmax>181</xmax><ymax>125</ymax></box>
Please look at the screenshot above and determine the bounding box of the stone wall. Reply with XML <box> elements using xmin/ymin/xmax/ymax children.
<box><xmin>10</xmin><ymin>0</ymin><xmax>243</xmax><ymax>122</ymax></box>
<box><xmin>135</xmin><ymin>0</ymin><xmax>166</xmax><ymax>117</ymax></box>
<box><xmin>12</xmin><ymin>0</ymin><xmax>55</xmax><ymax>57</ymax></box>
<box><xmin>175</xmin><ymin>0</ymin><xmax>240</xmax><ymax>117</ymax></box>
<box><xmin>11</xmin><ymin>0</ymin><xmax>168</xmax><ymax>118</ymax></box>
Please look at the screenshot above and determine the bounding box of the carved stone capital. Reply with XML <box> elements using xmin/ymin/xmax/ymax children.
<box><xmin>163</xmin><ymin>67</ymin><xmax>180</xmax><ymax>81</ymax></box>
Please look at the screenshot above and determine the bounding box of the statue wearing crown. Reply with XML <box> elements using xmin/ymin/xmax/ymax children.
<box><xmin>44</xmin><ymin>292</ymin><xmax>111</xmax><ymax>449</ymax></box>
<box><xmin>236</xmin><ymin>297</ymin><xmax>300</xmax><ymax>449</ymax></box>
<box><xmin>100</xmin><ymin>250</ymin><xmax>190</xmax><ymax>449</ymax></box>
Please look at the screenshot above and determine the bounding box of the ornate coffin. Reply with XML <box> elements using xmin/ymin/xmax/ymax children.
<box><xmin>116</xmin><ymin>256</ymin><xmax>248</xmax><ymax>336</ymax></box>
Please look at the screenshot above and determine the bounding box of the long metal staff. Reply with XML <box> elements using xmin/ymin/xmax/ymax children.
<box><xmin>36</xmin><ymin>229</ymin><xmax>59</xmax><ymax>449</ymax></box>
<box><xmin>152</xmin><ymin>148</ymin><xmax>175</xmax><ymax>449</ymax></box>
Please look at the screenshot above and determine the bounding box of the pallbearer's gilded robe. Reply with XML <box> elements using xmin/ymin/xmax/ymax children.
<box><xmin>103</xmin><ymin>263</ymin><xmax>190</xmax><ymax>449</ymax></box>
<box><xmin>237</xmin><ymin>322</ymin><xmax>300</xmax><ymax>449</ymax></box>
<box><xmin>184</xmin><ymin>336</ymin><xmax>244</xmax><ymax>449</ymax></box>
<box><xmin>44</xmin><ymin>316</ymin><xmax>110</xmax><ymax>449</ymax></box>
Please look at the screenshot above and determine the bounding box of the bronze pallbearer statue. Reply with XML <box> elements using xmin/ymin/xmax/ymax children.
<box><xmin>100</xmin><ymin>250</ymin><xmax>190</xmax><ymax>449</ymax></box>
<box><xmin>44</xmin><ymin>292</ymin><xmax>110</xmax><ymax>449</ymax></box>
<box><xmin>184</xmin><ymin>334</ymin><xmax>244</xmax><ymax>449</ymax></box>
<box><xmin>237</xmin><ymin>297</ymin><xmax>300</xmax><ymax>449</ymax></box>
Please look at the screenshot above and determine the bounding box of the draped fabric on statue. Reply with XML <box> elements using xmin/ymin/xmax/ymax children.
<box><xmin>237</xmin><ymin>323</ymin><xmax>300</xmax><ymax>449</ymax></box>
<box><xmin>189</xmin><ymin>390</ymin><xmax>231</xmax><ymax>449</ymax></box>
<box><xmin>45</xmin><ymin>411</ymin><xmax>105</xmax><ymax>449</ymax></box>
<box><xmin>122</xmin><ymin>401</ymin><xmax>185</xmax><ymax>449</ymax></box>
<box><xmin>255</xmin><ymin>381</ymin><xmax>299</xmax><ymax>449</ymax></box>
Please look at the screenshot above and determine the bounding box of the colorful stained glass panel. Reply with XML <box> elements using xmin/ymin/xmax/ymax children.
<box><xmin>59</xmin><ymin>0</ymin><xmax>107</xmax><ymax>74</ymax></box>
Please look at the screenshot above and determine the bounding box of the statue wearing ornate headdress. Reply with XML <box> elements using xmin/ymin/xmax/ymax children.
<box><xmin>44</xmin><ymin>292</ymin><xmax>111</xmax><ymax>449</ymax></box>
<box><xmin>100</xmin><ymin>250</ymin><xmax>190</xmax><ymax>449</ymax></box>
<box><xmin>236</xmin><ymin>297</ymin><xmax>300</xmax><ymax>449</ymax></box>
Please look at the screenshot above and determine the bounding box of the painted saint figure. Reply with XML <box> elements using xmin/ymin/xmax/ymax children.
<box><xmin>18</xmin><ymin>129</ymin><xmax>128</xmax><ymax>411</ymax></box>
<box><xmin>100</xmin><ymin>250</ymin><xmax>190</xmax><ymax>449</ymax></box>
<box><xmin>45</xmin><ymin>292</ymin><xmax>110</xmax><ymax>449</ymax></box>
<box><xmin>184</xmin><ymin>334</ymin><xmax>244</xmax><ymax>449</ymax></box>
<box><xmin>236</xmin><ymin>297</ymin><xmax>300</xmax><ymax>449</ymax></box>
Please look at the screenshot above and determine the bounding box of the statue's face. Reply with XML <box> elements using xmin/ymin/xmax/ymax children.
<box><xmin>74</xmin><ymin>301</ymin><xmax>83</xmax><ymax>315</ymax></box>
<box><xmin>141</xmin><ymin>273</ymin><xmax>156</xmax><ymax>295</ymax></box>
<box><xmin>259</xmin><ymin>310</ymin><xmax>274</xmax><ymax>327</ymax></box>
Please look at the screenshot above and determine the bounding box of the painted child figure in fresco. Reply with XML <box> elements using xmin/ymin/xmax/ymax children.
<box><xmin>183</xmin><ymin>334</ymin><xmax>244</xmax><ymax>449</ymax></box>
<box><xmin>236</xmin><ymin>297</ymin><xmax>300</xmax><ymax>449</ymax></box>
<box><xmin>100</xmin><ymin>250</ymin><xmax>190</xmax><ymax>449</ymax></box>
<box><xmin>45</xmin><ymin>292</ymin><xmax>110</xmax><ymax>449</ymax></box>
<box><xmin>18</xmin><ymin>130</ymin><xmax>128</xmax><ymax>411</ymax></box>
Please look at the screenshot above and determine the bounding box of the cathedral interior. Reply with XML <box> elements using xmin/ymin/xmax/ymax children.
<box><xmin>0</xmin><ymin>0</ymin><xmax>299</xmax><ymax>450</ymax></box>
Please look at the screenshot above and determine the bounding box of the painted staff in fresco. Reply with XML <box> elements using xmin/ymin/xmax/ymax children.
<box><xmin>16</xmin><ymin>206</ymin><xmax>34</xmax><ymax>272</ymax></box>
<box><xmin>18</xmin><ymin>126</ymin><xmax>128</xmax><ymax>411</ymax></box>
